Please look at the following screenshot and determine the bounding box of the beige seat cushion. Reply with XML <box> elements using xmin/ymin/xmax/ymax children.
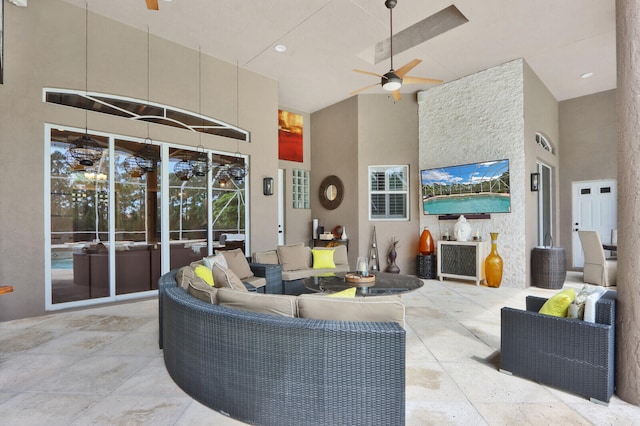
<box><xmin>297</xmin><ymin>295</ymin><xmax>405</xmax><ymax>327</ymax></box>
<box><xmin>187</xmin><ymin>279</ymin><xmax>218</xmax><ymax>304</ymax></box>
<box><xmin>243</xmin><ymin>276</ymin><xmax>266</xmax><ymax>289</ymax></box>
<box><xmin>217</xmin><ymin>288</ymin><xmax>298</xmax><ymax>317</ymax></box>
<box><xmin>221</xmin><ymin>248</ymin><xmax>254</xmax><ymax>280</ymax></box>
<box><xmin>253</xmin><ymin>250</ymin><xmax>279</xmax><ymax>265</ymax></box>
<box><xmin>277</xmin><ymin>244</ymin><xmax>312</xmax><ymax>271</ymax></box>
<box><xmin>212</xmin><ymin>263</ymin><xmax>248</xmax><ymax>292</ymax></box>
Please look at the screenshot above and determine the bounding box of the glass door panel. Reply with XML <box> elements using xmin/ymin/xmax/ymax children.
<box><xmin>114</xmin><ymin>139</ymin><xmax>160</xmax><ymax>294</ymax></box>
<box><xmin>50</xmin><ymin>129</ymin><xmax>110</xmax><ymax>304</ymax></box>
<box><xmin>211</xmin><ymin>153</ymin><xmax>247</xmax><ymax>253</ymax></box>
<box><xmin>168</xmin><ymin>147</ymin><xmax>208</xmax><ymax>268</ymax></box>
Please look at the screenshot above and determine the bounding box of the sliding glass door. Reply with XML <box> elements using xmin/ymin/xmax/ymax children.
<box><xmin>46</xmin><ymin>125</ymin><xmax>248</xmax><ymax>309</ymax></box>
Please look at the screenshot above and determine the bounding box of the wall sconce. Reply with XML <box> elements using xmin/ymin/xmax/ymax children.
<box><xmin>263</xmin><ymin>177</ymin><xmax>274</xmax><ymax>195</ymax></box>
<box><xmin>530</xmin><ymin>172</ymin><xmax>540</xmax><ymax>192</ymax></box>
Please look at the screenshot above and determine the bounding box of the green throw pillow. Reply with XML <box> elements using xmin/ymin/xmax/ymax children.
<box><xmin>539</xmin><ymin>287</ymin><xmax>576</xmax><ymax>317</ymax></box>
<box><xmin>312</xmin><ymin>248</ymin><xmax>335</xmax><ymax>269</ymax></box>
<box><xmin>194</xmin><ymin>264</ymin><xmax>215</xmax><ymax>287</ymax></box>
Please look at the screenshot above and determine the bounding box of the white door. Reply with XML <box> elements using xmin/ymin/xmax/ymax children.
<box><xmin>277</xmin><ymin>168</ymin><xmax>285</xmax><ymax>245</ymax></box>
<box><xmin>572</xmin><ymin>179</ymin><xmax>617</xmax><ymax>268</ymax></box>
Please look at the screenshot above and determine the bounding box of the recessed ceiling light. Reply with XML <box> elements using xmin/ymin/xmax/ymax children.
<box><xmin>274</xmin><ymin>44</ymin><xmax>287</xmax><ymax>53</ymax></box>
<box><xmin>581</xmin><ymin>72</ymin><xmax>594</xmax><ymax>79</ymax></box>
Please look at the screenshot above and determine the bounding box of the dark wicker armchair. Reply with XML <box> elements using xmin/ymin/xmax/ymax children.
<box><xmin>500</xmin><ymin>291</ymin><xmax>616</xmax><ymax>404</ymax></box>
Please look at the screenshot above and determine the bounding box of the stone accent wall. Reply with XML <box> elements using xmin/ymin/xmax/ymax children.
<box><xmin>417</xmin><ymin>59</ymin><xmax>527</xmax><ymax>287</ymax></box>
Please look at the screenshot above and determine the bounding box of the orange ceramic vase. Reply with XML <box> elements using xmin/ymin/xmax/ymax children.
<box><xmin>419</xmin><ymin>227</ymin><xmax>434</xmax><ymax>255</ymax></box>
<box><xmin>485</xmin><ymin>232</ymin><xmax>503</xmax><ymax>287</ymax></box>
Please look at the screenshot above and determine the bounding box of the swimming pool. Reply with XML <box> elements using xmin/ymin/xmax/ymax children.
<box><xmin>423</xmin><ymin>193</ymin><xmax>510</xmax><ymax>215</ymax></box>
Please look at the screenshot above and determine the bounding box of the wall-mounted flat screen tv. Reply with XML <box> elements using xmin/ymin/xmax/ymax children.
<box><xmin>421</xmin><ymin>159</ymin><xmax>511</xmax><ymax>215</ymax></box>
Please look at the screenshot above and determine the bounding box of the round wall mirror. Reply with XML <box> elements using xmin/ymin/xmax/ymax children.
<box><xmin>319</xmin><ymin>175</ymin><xmax>344</xmax><ymax>210</ymax></box>
<box><xmin>325</xmin><ymin>184</ymin><xmax>338</xmax><ymax>201</ymax></box>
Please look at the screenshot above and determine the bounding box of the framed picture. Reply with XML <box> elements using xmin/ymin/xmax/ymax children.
<box><xmin>278</xmin><ymin>110</ymin><xmax>303</xmax><ymax>162</ymax></box>
<box><xmin>530</xmin><ymin>172</ymin><xmax>540</xmax><ymax>192</ymax></box>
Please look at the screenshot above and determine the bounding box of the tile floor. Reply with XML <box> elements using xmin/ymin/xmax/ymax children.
<box><xmin>1</xmin><ymin>271</ymin><xmax>640</xmax><ymax>425</ymax></box>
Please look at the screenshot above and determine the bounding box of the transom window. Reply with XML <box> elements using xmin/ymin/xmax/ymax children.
<box><xmin>44</xmin><ymin>88</ymin><xmax>250</xmax><ymax>142</ymax></box>
<box><xmin>369</xmin><ymin>165</ymin><xmax>409</xmax><ymax>220</ymax></box>
<box><xmin>535</xmin><ymin>132</ymin><xmax>553</xmax><ymax>154</ymax></box>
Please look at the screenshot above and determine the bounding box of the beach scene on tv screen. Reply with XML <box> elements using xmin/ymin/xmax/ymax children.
<box><xmin>421</xmin><ymin>159</ymin><xmax>511</xmax><ymax>215</ymax></box>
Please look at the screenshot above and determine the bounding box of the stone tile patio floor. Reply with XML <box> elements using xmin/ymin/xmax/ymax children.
<box><xmin>1</xmin><ymin>271</ymin><xmax>639</xmax><ymax>425</ymax></box>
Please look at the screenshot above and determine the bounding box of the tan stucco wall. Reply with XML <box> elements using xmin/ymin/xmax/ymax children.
<box><xmin>310</xmin><ymin>94</ymin><xmax>421</xmax><ymax>273</ymax></box>
<box><xmin>0</xmin><ymin>1</ymin><xmax>279</xmax><ymax>320</ymax></box>
<box><xmin>356</xmin><ymin>95</ymin><xmax>421</xmax><ymax>275</ymax></box>
<box><xmin>310</xmin><ymin>97</ymin><xmax>359</xmax><ymax>268</ymax></box>
<box><xmin>523</xmin><ymin>61</ymin><xmax>560</xmax><ymax>281</ymax></box>
<box><xmin>559</xmin><ymin>90</ymin><xmax>617</xmax><ymax>269</ymax></box>
<box><xmin>278</xmin><ymin>107</ymin><xmax>312</xmax><ymax>246</ymax></box>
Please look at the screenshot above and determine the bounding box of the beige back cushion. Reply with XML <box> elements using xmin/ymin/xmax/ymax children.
<box><xmin>176</xmin><ymin>265</ymin><xmax>210</xmax><ymax>290</ymax></box>
<box><xmin>187</xmin><ymin>280</ymin><xmax>218</xmax><ymax>304</ymax></box>
<box><xmin>277</xmin><ymin>244</ymin><xmax>312</xmax><ymax>271</ymax></box>
<box><xmin>211</xmin><ymin>263</ymin><xmax>248</xmax><ymax>292</ymax></box>
<box><xmin>221</xmin><ymin>248</ymin><xmax>254</xmax><ymax>280</ymax></box>
<box><xmin>297</xmin><ymin>295</ymin><xmax>405</xmax><ymax>327</ymax></box>
<box><xmin>175</xmin><ymin>266</ymin><xmax>193</xmax><ymax>290</ymax></box>
<box><xmin>217</xmin><ymin>288</ymin><xmax>298</xmax><ymax>317</ymax></box>
<box><xmin>253</xmin><ymin>250</ymin><xmax>279</xmax><ymax>265</ymax></box>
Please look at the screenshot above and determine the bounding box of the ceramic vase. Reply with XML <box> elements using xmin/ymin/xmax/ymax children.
<box><xmin>485</xmin><ymin>232</ymin><xmax>503</xmax><ymax>287</ymax></box>
<box><xmin>341</xmin><ymin>226</ymin><xmax>347</xmax><ymax>240</ymax></box>
<box><xmin>386</xmin><ymin>247</ymin><xmax>400</xmax><ymax>274</ymax></box>
<box><xmin>419</xmin><ymin>227</ymin><xmax>434</xmax><ymax>255</ymax></box>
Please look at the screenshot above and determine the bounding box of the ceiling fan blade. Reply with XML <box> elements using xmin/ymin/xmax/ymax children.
<box><xmin>403</xmin><ymin>76</ymin><xmax>443</xmax><ymax>85</ymax></box>
<box><xmin>353</xmin><ymin>69</ymin><xmax>384</xmax><ymax>79</ymax></box>
<box><xmin>146</xmin><ymin>0</ymin><xmax>159</xmax><ymax>10</ymax></box>
<box><xmin>392</xmin><ymin>90</ymin><xmax>401</xmax><ymax>101</ymax></box>
<box><xmin>395</xmin><ymin>59</ymin><xmax>422</xmax><ymax>78</ymax></box>
<box><xmin>350</xmin><ymin>82</ymin><xmax>381</xmax><ymax>96</ymax></box>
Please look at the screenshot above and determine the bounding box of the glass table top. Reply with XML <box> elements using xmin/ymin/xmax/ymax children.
<box><xmin>303</xmin><ymin>271</ymin><xmax>423</xmax><ymax>296</ymax></box>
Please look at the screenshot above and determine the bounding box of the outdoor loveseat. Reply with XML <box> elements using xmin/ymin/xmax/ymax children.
<box><xmin>500</xmin><ymin>291</ymin><xmax>616</xmax><ymax>404</ymax></box>
<box><xmin>158</xmin><ymin>269</ymin><xmax>406</xmax><ymax>426</ymax></box>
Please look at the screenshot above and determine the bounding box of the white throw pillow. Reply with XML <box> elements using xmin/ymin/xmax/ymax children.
<box><xmin>203</xmin><ymin>253</ymin><xmax>228</xmax><ymax>270</ymax></box>
<box><xmin>584</xmin><ymin>287</ymin><xmax>607</xmax><ymax>323</ymax></box>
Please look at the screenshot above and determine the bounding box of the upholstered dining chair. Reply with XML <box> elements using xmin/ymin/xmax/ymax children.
<box><xmin>578</xmin><ymin>230</ymin><xmax>617</xmax><ymax>286</ymax></box>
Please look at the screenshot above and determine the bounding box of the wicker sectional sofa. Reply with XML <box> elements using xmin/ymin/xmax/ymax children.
<box><xmin>158</xmin><ymin>269</ymin><xmax>406</xmax><ymax>426</ymax></box>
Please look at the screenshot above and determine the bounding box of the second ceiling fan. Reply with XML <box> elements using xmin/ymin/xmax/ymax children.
<box><xmin>351</xmin><ymin>0</ymin><xmax>442</xmax><ymax>101</ymax></box>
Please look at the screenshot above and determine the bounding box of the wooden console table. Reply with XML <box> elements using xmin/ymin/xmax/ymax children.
<box><xmin>437</xmin><ymin>240</ymin><xmax>488</xmax><ymax>285</ymax></box>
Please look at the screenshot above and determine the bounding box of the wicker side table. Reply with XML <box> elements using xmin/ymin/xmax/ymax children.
<box><xmin>416</xmin><ymin>254</ymin><xmax>437</xmax><ymax>279</ymax></box>
<box><xmin>531</xmin><ymin>247</ymin><xmax>566</xmax><ymax>289</ymax></box>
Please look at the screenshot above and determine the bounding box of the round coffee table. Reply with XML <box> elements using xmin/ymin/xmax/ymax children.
<box><xmin>303</xmin><ymin>272</ymin><xmax>423</xmax><ymax>296</ymax></box>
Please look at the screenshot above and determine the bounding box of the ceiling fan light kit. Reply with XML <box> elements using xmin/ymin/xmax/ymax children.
<box><xmin>351</xmin><ymin>0</ymin><xmax>442</xmax><ymax>100</ymax></box>
<box><xmin>382</xmin><ymin>71</ymin><xmax>402</xmax><ymax>91</ymax></box>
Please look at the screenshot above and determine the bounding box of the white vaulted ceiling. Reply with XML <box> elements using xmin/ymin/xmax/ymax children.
<box><xmin>59</xmin><ymin>0</ymin><xmax>616</xmax><ymax>113</ymax></box>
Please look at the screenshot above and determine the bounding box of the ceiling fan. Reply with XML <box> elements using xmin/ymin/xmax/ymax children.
<box><xmin>145</xmin><ymin>0</ymin><xmax>159</xmax><ymax>10</ymax></box>
<box><xmin>351</xmin><ymin>0</ymin><xmax>443</xmax><ymax>101</ymax></box>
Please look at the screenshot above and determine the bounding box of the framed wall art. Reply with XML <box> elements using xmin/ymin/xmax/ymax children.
<box><xmin>278</xmin><ymin>109</ymin><xmax>303</xmax><ymax>162</ymax></box>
